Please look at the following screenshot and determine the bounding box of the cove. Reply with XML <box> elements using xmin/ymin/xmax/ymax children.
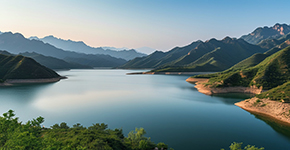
<box><xmin>0</xmin><ymin>69</ymin><xmax>289</xmax><ymax>150</ymax></box>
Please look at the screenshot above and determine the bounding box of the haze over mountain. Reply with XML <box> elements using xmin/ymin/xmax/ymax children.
<box><xmin>0</xmin><ymin>32</ymin><xmax>127</xmax><ymax>68</ymax></box>
<box><xmin>240</xmin><ymin>23</ymin><xmax>290</xmax><ymax>45</ymax></box>
<box><xmin>135</xmin><ymin>47</ymin><xmax>156</xmax><ymax>55</ymax></box>
<box><xmin>30</xmin><ymin>35</ymin><xmax>146</xmax><ymax>61</ymax></box>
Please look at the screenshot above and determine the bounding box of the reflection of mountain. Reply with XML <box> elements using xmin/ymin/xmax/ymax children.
<box><xmin>254</xmin><ymin>114</ymin><xmax>290</xmax><ymax>141</ymax></box>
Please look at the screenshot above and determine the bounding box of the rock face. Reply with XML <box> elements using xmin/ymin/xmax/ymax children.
<box><xmin>235</xmin><ymin>98</ymin><xmax>290</xmax><ymax>125</ymax></box>
<box><xmin>240</xmin><ymin>23</ymin><xmax>290</xmax><ymax>44</ymax></box>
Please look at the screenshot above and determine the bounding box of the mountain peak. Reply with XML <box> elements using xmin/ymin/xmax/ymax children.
<box><xmin>240</xmin><ymin>23</ymin><xmax>290</xmax><ymax>44</ymax></box>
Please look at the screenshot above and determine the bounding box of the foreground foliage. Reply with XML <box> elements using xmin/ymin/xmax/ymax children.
<box><xmin>0</xmin><ymin>110</ymin><xmax>169</xmax><ymax>150</ymax></box>
<box><xmin>221</xmin><ymin>142</ymin><xmax>264</xmax><ymax>150</ymax></box>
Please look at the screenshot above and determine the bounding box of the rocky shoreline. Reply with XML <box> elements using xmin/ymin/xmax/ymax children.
<box><xmin>235</xmin><ymin>97</ymin><xmax>290</xmax><ymax>125</ymax></box>
<box><xmin>186</xmin><ymin>77</ymin><xmax>290</xmax><ymax>125</ymax></box>
<box><xmin>185</xmin><ymin>77</ymin><xmax>265</xmax><ymax>95</ymax></box>
<box><xmin>0</xmin><ymin>76</ymin><xmax>66</xmax><ymax>86</ymax></box>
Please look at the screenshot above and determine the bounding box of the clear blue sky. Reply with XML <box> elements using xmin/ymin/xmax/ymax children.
<box><xmin>0</xmin><ymin>0</ymin><xmax>289</xmax><ymax>51</ymax></box>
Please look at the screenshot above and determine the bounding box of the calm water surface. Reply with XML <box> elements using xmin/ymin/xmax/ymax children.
<box><xmin>0</xmin><ymin>69</ymin><xmax>289</xmax><ymax>150</ymax></box>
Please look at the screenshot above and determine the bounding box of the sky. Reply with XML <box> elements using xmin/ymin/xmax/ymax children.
<box><xmin>0</xmin><ymin>0</ymin><xmax>290</xmax><ymax>51</ymax></box>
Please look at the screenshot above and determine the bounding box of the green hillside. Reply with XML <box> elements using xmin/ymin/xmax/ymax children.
<box><xmin>153</xmin><ymin>37</ymin><xmax>266</xmax><ymax>72</ymax></box>
<box><xmin>0</xmin><ymin>54</ymin><xmax>60</xmax><ymax>82</ymax></box>
<box><xmin>256</xmin><ymin>81</ymin><xmax>290</xmax><ymax>102</ymax></box>
<box><xmin>118</xmin><ymin>41</ymin><xmax>202</xmax><ymax>69</ymax></box>
<box><xmin>195</xmin><ymin>46</ymin><xmax>290</xmax><ymax>90</ymax></box>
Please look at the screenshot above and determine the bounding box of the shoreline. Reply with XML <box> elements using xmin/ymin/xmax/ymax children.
<box><xmin>186</xmin><ymin>77</ymin><xmax>290</xmax><ymax>125</ymax></box>
<box><xmin>127</xmin><ymin>72</ymin><xmax>215</xmax><ymax>75</ymax></box>
<box><xmin>186</xmin><ymin>77</ymin><xmax>265</xmax><ymax>95</ymax></box>
<box><xmin>235</xmin><ymin>98</ymin><xmax>290</xmax><ymax>126</ymax></box>
<box><xmin>0</xmin><ymin>76</ymin><xmax>66</xmax><ymax>86</ymax></box>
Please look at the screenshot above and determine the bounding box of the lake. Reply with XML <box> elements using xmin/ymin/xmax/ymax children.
<box><xmin>0</xmin><ymin>69</ymin><xmax>289</xmax><ymax>149</ymax></box>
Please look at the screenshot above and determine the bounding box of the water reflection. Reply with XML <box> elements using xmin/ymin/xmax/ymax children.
<box><xmin>212</xmin><ymin>93</ymin><xmax>254</xmax><ymax>105</ymax></box>
<box><xmin>253</xmin><ymin>114</ymin><xmax>290</xmax><ymax>141</ymax></box>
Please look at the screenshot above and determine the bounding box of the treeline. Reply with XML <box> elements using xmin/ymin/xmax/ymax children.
<box><xmin>0</xmin><ymin>110</ymin><xmax>171</xmax><ymax>150</ymax></box>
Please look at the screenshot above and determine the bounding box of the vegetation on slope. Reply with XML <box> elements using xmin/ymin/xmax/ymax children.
<box><xmin>119</xmin><ymin>41</ymin><xmax>202</xmax><ymax>69</ymax></box>
<box><xmin>194</xmin><ymin>46</ymin><xmax>290</xmax><ymax>90</ymax></box>
<box><xmin>0</xmin><ymin>110</ymin><xmax>170</xmax><ymax>150</ymax></box>
<box><xmin>256</xmin><ymin>81</ymin><xmax>290</xmax><ymax>102</ymax></box>
<box><xmin>0</xmin><ymin>54</ymin><xmax>60</xmax><ymax>81</ymax></box>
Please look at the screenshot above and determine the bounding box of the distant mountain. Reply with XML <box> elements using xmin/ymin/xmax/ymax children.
<box><xmin>0</xmin><ymin>31</ymin><xmax>2</xmax><ymax>34</ymax></box>
<box><xmin>0</xmin><ymin>32</ymin><xmax>127</xmax><ymax>67</ymax></box>
<box><xmin>119</xmin><ymin>40</ymin><xmax>202</xmax><ymax>69</ymax></box>
<box><xmin>20</xmin><ymin>52</ymin><xmax>92</xmax><ymax>70</ymax></box>
<box><xmin>101</xmin><ymin>46</ymin><xmax>130</xmax><ymax>51</ymax></box>
<box><xmin>240</xmin><ymin>23</ymin><xmax>290</xmax><ymax>45</ymax></box>
<box><xmin>0</xmin><ymin>53</ymin><xmax>60</xmax><ymax>81</ymax></box>
<box><xmin>135</xmin><ymin>47</ymin><xmax>156</xmax><ymax>55</ymax></box>
<box><xmin>32</xmin><ymin>35</ymin><xmax>146</xmax><ymax>60</ymax></box>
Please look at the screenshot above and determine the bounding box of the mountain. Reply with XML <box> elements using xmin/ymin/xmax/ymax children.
<box><xmin>121</xmin><ymin>37</ymin><xmax>266</xmax><ymax>72</ymax></box>
<box><xmin>0</xmin><ymin>32</ymin><xmax>127</xmax><ymax>67</ymax></box>
<box><xmin>20</xmin><ymin>52</ymin><xmax>92</xmax><ymax>70</ymax></box>
<box><xmin>196</xmin><ymin>46</ymin><xmax>290</xmax><ymax>91</ymax></box>
<box><xmin>34</xmin><ymin>35</ymin><xmax>146</xmax><ymax>60</ymax></box>
<box><xmin>240</xmin><ymin>23</ymin><xmax>290</xmax><ymax>45</ymax></box>
<box><xmin>119</xmin><ymin>40</ymin><xmax>203</xmax><ymax>69</ymax></box>
<box><xmin>135</xmin><ymin>47</ymin><xmax>156</xmax><ymax>55</ymax></box>
<box><xmin>257</xmin><ymin>32</ymin><xmax>290</xmax><ymax>49</ymax></box>
<box><xmin>0</xmin><ymin>53</ymin><xmax>60</xmax><ymax>82</ymax></box>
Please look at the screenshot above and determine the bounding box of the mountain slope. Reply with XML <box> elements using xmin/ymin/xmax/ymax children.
<box><xmin>195</xmin><ymin>46</ymin><xmax>290</xmax><ymax>90</ymax></box>
<box><xmin>20</xmin><ymin>52</ymin><xmax>92</xmax><ymax>69</ymax></box>
<box><xmin>153</xmin><ymin>37</ymin><xmax>266</xmax><ymax>72</ymax></box>
<box><xmin>119</xmin><ymin>40</ymin><xmax>202</xmax><ymax>69</ymax></box>
<box><xmin>37</xmin><ymin>35</ymin><xmax>146</xmax><ymax>60</ymax></box>
<box><xmin>240</xmin><ymin>23</ymin><xmax>290</xmax><ymax>45</ymax></box>
<box><xmin>0</xmin><ymin>54</ymin><xmax>60</xmax><ymax>81</ymax></box>
<box><xmin>0</xmin><ymin>32</ymin><xmax>127</xmax><ymax>67</ymax></box>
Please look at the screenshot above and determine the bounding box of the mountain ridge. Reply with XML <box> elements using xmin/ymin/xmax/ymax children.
<box><xmin>31</xmin><ymin>35</ymin><xmax>146</xmax><ymax>60</ymax></box>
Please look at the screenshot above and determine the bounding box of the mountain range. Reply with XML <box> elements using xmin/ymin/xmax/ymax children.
<box><xmin>120</xmin><ymin>37</ymin><xmax>266</xmax><ymax>72</ymax></box>
<box><xmin>29</xmin><ymin>35</ymin><xmax>146</xmax><ymax>61</ymax></box>
<box><xmin>0</xmin><ymin>32</ymin><xmax>127</xmax><ymax>68</ymax></box>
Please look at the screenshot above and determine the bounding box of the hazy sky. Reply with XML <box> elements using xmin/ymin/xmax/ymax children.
<box><xmin>0</xmin><ymin>0</ymin><xmax>290</xmax><ymax>51</ymax></box>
